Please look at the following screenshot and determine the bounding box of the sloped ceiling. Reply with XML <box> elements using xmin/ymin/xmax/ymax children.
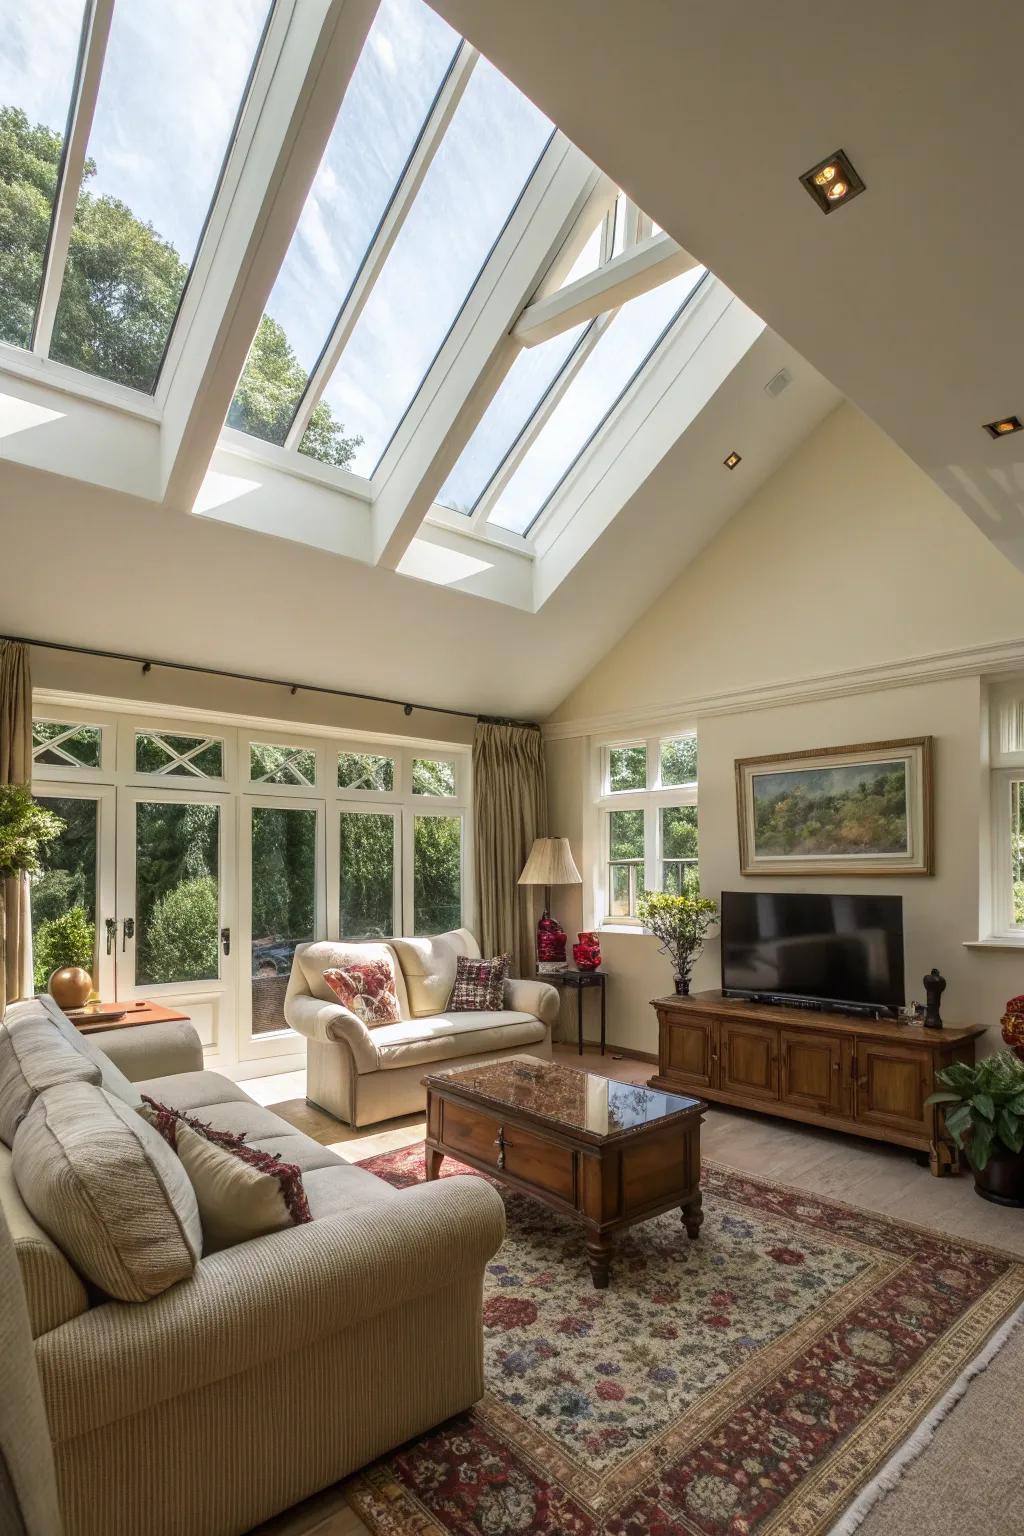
<box><xmin>428</xmin><ymin>0</ymin><xmax>1024</xmax><ymax>573</ymax></box>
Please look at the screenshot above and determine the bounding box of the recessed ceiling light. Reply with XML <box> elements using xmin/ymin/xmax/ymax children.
<box><xmin>724</xmin><ymin>452</ymin><xmax>742</xmax><ymax>470</ymax></box>
<box><xmin>983</xmin><ymin>415</ymin><xmax>1022</xmax><ymax>439</ymax></box>
<box><xmin>800</xmin><ymin>149</ymin><xmax>865</xmax><ymax>214</ymax></box>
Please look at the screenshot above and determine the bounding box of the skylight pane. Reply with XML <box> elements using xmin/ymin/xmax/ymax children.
<box><xmin>227</xmin><ymin>0</ymin><xmax>459</xmax><ymax>461</ymax></box>
<box><xmin>488</xmin><ymin>267</ymin><xmax>705</xmax><ymax>535</ymax></box>
<box><xmin>0</xmin><ymin>0</ymin><xmax>85</xmax><ymax>349</ymax></box>
<box><xmin>303</xmin><ymin>58</ymin><xmax>553</xmax><ymax>478</ymax></box>
<box><xmin>436</xmin><ymin>321</ymin><xmax>587</xmax><ymax>513</ymax></box>
<box><xmin>48</xmin><ymin>0</ymin><xmax>271</xmax><ymax>393</ymax></box>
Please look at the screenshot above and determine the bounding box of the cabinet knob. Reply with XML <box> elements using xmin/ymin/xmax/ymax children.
<box><xmin>832</xmin><ymin>1061</ymin><xmax>841</xmax><ymax>1073</ymax></box>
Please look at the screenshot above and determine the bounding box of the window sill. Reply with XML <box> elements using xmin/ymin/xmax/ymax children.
<box><xmin>599</xmin><ymin>923</ymin><xmax>650</xmax><ymax>936</ymax></box>
<box><xmin>962</xmin><ymin>937</ymin><xmax>1024</xmax><ymax>951</ymax></box>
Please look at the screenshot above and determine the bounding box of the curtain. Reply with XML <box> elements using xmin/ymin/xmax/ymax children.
<box><xmin>473</xmin><ymin>723</ymin><xmax>548</xmax><ymax>976</ymax></box>
<box><xmin>1</xmin><ymin>640</ymin><xmax>32</xmax><ymax>1007</ymax></box>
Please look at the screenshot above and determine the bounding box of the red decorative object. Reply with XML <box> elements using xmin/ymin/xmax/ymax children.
<box><xmin>573</xmin><ymin>931</ymin><xmax>602</xmax><ymax>971</ymax></box>
<box><xmin>1002</xmin><ymin>995</ymin><xmax>1024</xmax><ymax>1060</ymax></box>
<box><xmin>537</xmin><ymin>911</ymin><xmax>567</xmax><ymax>965</ymax></box>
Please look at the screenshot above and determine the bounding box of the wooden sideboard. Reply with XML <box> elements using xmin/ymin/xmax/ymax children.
<box><xmin>649</xmin><ymin>991</ymin><xmax>986</xmax><ymax>1175</ymax></box>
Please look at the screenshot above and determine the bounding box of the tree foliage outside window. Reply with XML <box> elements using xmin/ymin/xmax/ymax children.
<box><xmin>413</xmin><ymin>814</ymin><xmax>461</xmax><ymax>934</ymax></box>
<box><xmin>144</xmin><ymin>875</ymin><xmax>219</xmax><ymax>985</ymax></box>
<box><xmin>30</xmin><ymin>796</ymin><xmax>98</xmax><ymax>988</ymax></box>
<box><xmin>338</xmin><ymin>752</ymin><xmax>394</xmax><ymax>793</ymax></box>
<box><xmin>412</xmin><ymin>758</ymin><xmax>456</xmax><ymax>796</ymax></box>
<box><xmin>609</xmin><ymin>745</ymin><xmax>646</xmax><ymax>792</ymax></box>
<box><xmin>340</xmin><ymin>813</ymin><xmax>395</xmax><ymax>938</ymax></box>
<box><xmin>0</xmin><ymin>106</ymin><xmax>360</xmax><ymax>463</ymax></box>
<box><xmin>32</xmin><ymin>721</ymin><xmax>102</xmax><ymax>769</ymax></box>
<box><xmin>661</xmin><ymin>736</ymin><xmax>697</xmax><ymax>786</ymax></box>
<box><xmin>135</xmin><ymin>801</ymin><xmax>219</xmax><ymax>985</ymax></box>
<box><xmin>33</xmin><ymin>906</ymin><xmax>96</xmax><ymax>993</ymax></box>
<box><xmin>1013</xmin><ymin>778</ymin><xmax>1024</xmax><ymax>927</ymax></box>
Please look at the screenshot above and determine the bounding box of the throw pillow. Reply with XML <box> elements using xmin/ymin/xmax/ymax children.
<box><xmin>448</xmin><ymin>953</ymin><xmax>512</xmax><ymax>1012</ymax></box>
<box><xmin>322</xmin><ymin>959</ymin><xmax>401</xmax><ymax>1025</ymax></box>
<box><xmin>13</xmin><ymin>1082</ymin><xmax>202</xmax><ymax>1302</ymax></box>
<box><xmin>142</xmin><ymin>1098</ymin><xmax>312</xmax><ymax>1253</ymax></box>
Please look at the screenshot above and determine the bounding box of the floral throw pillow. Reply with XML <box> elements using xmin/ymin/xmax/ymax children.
<box><xmin>448</xmin><ymin>953</ymin><xmax>511</xmax><ymax>1013</ymax></box>
<box><xmin>322</xmin><ymin>959</ymin><xmax>401</xmax><ymax>1026</ymax></box>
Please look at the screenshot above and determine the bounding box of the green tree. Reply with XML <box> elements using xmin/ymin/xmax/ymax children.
<box><xmin>144</xmin><ymin>875</ymin><xmax>219</xmax><ymax>985</ymax></box>
<box><xmin>0</xmin><ymin>105</ymin><xmax>361</xmax><ymax>463</ymax></box>
<box><xmin>413</xmin><ymin>815</ymin><xmax>462</xmax><ymax>935</ymax></box>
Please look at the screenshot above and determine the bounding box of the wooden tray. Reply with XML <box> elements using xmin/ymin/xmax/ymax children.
<box><xmin>65</xmin><ymin>1005</ymin><xmax>128</xmax><ymax>1024</ymax></box>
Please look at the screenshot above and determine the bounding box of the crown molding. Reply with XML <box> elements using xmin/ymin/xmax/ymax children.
<box><xmin>541</xmin><ymin>635</ymin><xmax>1024</xmax><ymax>741</ymax></box>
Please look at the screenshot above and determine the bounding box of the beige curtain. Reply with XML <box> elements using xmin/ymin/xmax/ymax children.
<box><xmin>1</xmin><ymin>640</ymin><xmax>32</xmax><ymax>1007</ymax></box>
<box><xmin>473</xmin><ymin>723</ymin><xmax>548</xmax><ymax>976</ymax></box>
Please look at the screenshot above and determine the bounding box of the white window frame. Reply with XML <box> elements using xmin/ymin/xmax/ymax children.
<box><xmin>594</xmin><ymin>730</ymin><xmax>698</xmax><ymax>927</ymax></box>
<box><xmin>332</xmin><ymin>802</ymin><xmax>403</xmax><ymax>941</ymax></box>
<box><xmin>31</xmin><ymin>710</ymin><xmax>113</xmax><ymax>784</ymax></box>
<box><xmin>985</xmin><ymin>683</ymin><xmax>1024</xmax><ymax>943</ymax></box>
<box><xmin>990</xmin><ymin>769</ymin><xmax>1024</xmax><ymax>939</ymax></box>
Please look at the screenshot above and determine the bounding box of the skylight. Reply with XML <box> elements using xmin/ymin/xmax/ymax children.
<box><xmin>300</xmin><ymin>57</ymin><xmax>553</xmax><ymax>478</ymax></box>
<box><xmin>0</xmin><ymin>0</ymin><xmax>85</xmax><ymax>349</ymax></box>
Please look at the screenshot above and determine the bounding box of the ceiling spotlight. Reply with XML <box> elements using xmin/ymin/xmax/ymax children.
<box><xmin>724</xmin><ymin>452</ymin><xmax>742</xmax><ymax>470</ymax></box>
<box><xmin>800</xmin><ymin>149</ymin><xmax>865</xmax><ymax>214</ymax></box>
<box><xmin>983</xmin><ymin>415</ymin><xmax>1022</xmax><ymax>439</ymax></box>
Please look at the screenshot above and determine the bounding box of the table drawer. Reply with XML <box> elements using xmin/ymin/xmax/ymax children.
<box><xmin>440</xmin><ymin>1101</ymin><xmax>576</xmax><ymax>1203</ymax></box>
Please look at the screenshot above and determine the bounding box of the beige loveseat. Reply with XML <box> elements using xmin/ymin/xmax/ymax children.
<box><xmin>285</xmin><ymin>927</ymin><xmax>558</xmax><ymax>1127</ymax></box>
<box><xmin>0</xmin><ymin>994</ymin><xmax>505</xmax><ymax>1536</ymax></box>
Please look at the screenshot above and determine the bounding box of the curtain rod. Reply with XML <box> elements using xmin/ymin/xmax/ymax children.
<box><xmin>1</xmin><ymin>634</ymin><xmax>538</xmax><ymax>731</ymax></box>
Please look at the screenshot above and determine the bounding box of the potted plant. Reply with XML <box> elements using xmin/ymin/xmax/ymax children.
<box><xmin>926</xmin><ymin>1050</ymin><xmax>1024</xmax><ymax>1206</ymax></box>
<box><xmin>33</xmin><ymin>906</ymin><xmax>97</xmax><ymax>1001</ymax></box>
<box><xmin>0</xmin><ymin>785</ymin><xmax>64</xmax><ymax>1016</ymax></box>
<box><xmin>635</xmin><ymin>889</ymin><xmax>718</xmax><ymax>995</ymax></box>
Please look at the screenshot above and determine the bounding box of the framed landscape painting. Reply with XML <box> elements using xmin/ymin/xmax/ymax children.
<box><xmin>736</xmin><ymin>737</ymin><xmax>933</xmax><ymax>876</ymax></box>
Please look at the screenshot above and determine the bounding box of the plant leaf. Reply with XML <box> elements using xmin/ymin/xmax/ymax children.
<box><xmin>996</xmin><ymin>1108</ymin><xmax>1024</xmax><ymax>1155</ymax></box>
<box><xmin>971</xmin><ymin>1093</ymin><xmax>996</xmax><ymax>1122</ymax></box>
<box><xmin>943</xmin><ymin>1104</ymin><xmax>973</xmax><ymax>1144</ymax></box>
<box><xmin>925</xmin><ymin>1091</ymin><xmax>963</xmax><ymax>1106</ymax></box>
<box><xmin>967</xmin><ymin>1120</ymin><xmax>994</xmax><ymax>1172</ymax></box>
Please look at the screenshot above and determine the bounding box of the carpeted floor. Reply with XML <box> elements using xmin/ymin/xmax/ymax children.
<box><xmin>345</xmin><ymin>1145</ymin><xmax>1024</xmax><ymax>1536</ymax></box>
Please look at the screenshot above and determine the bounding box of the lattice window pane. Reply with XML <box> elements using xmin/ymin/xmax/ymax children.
<box><xmin>32</xmin><ymin>721</ymin><xmax>102</xmax><ymax>769</ymax></box>
<box><xmin>412</xmin><ymin>757</ymin><xmax>456</xmax><ymax>796</ymax></box>
<box><xmin>135</xmin><ymin>732</ymin><xmax>223</xmax><ymax>778</ymax></box>
<box><xmin>338</xmin><ymin>752</ymin><xmax>395</xmax><ymax>793</ymax></box>
<box><xmin>249</xmin><ymin>743</ymin><xmax>317</xmax><ymax>786</ymax></box>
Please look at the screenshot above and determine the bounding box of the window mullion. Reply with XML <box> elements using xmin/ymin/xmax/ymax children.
<box><xmin>284</xmin><ymin>44</ymin><xmax>479</xmax><ymax>453</ymax></box>
<box><xmin>645</xmin><ymin>806</ymin><xmax>659</xmax><ymax>895</ymax></box>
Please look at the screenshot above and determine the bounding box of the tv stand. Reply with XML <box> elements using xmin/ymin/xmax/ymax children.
<box><xmin>649</xmin><ymin>990</ymin><xmax>985</xmax><ymax>1176</ymax></box>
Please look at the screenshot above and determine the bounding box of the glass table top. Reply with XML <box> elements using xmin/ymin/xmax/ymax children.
<box><xmin>425</xmin><ymin>1058</ymin><xmax>702</xmax><ymax>1139</ymax></box>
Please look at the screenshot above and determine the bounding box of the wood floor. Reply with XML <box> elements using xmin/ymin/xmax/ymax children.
<box><xmin>251</xmin><ymin>1044</ymin><xmax>1024</xmax><ymax>1536</ymax></box>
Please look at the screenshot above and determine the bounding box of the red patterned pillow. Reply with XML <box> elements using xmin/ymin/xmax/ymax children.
<box><xmin>448</xmin><ymin>953</ymin><xmax>511</xmax><ymax>1012</ymax></box>
<box><xmin>323</xmin><ymin>959</ymin><xmax>401</xmax><ymax>1025</ymax></box>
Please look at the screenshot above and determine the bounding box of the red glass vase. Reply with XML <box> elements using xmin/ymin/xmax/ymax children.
<box><xmin>573</xmin><ymin>931</ymin><xmax>601</xmax><ymax>971</ymax></box>
<box><xmin>1002</xmin><ymin>995</ymin><xmax>1024</xmax><ymax>1060</ymax></box>
<box><xmin>537</xmin><ymin>912</ymin><xmax>567</xmax><ymax>965</ymax></box>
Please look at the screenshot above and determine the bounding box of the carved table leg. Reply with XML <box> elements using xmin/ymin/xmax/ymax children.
<box><xmin>681</xmin><ymin>1191</ymin><xmax>704</xmax><ymax>1240</ymax></box>
<box><xmin>929</xmin><ymin>1139</ymin><xmax>959</xmax><ymax>1178</ymax></box>
<box><xmin>425</xmin><ymin>1147</ymin><xmax>445</xmax><ymax>1181</ymax></box>
<box><xmin>586</xmin><ymin>1232</ymin><xmax>613</xmax><ymax>1289</ymax></box>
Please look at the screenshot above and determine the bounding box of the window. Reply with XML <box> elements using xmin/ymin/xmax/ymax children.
<box><xmin>413</xmin><ymin>812</ymin><xmax>462</xmax><ymax>933</ymax></box>
<box><xmin>412</xmin><ymin>756</ymin><xmax>457</xmax><ymax>796</ymax></box>
<box><xmin>30</xmin><ymin>793</ymin><xmax>99</xmax><ymax>991</ymax></box>
<box><xmin>250</xmin><ymin>742</ymin><xmax>317</xmax><ymax>786</ymax></box>
<box><xmin>338</xmin><ymin>751</ymin><xmax>395</xmax><ymax>793</ymax></box>
<box><xmin>339</xmin><ymin>810</ymin><xmax>397</xmax><ymax>938</ymax></box>
<box><xmin>990</xmin><ymin>684</ymin><xmax>1024</xmax><ymax>937</ymax></box>
<box><xmin>135</xmin><ymin>731</ymin><xmax>223</xmax><ymax>779</ymax></box>
<box><xmin>48</xmin><ymin>0</ymin><xmax>272</xmax><ymax>391</ymax></box>
<box><xmin>32</xmin><ymin>720</ymin><xmax>102</xmax><ymax>769</ymax></box>
<box><xmin>597</xmin><ymin>732</ymin><xmax>699</xmax><ymax>921</ymax></box>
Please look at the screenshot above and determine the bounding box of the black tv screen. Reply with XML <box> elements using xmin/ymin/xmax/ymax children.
<box><xmin>720</xmin><ymin>891</ymin><xmax>905</xmax><ymax>1012</ymax></box>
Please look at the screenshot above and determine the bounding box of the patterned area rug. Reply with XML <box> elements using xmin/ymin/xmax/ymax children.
<box><xmin>346</xmin><ymin>1147</ymin><xmax>1024</xmax><ymax>1536</ymax></box>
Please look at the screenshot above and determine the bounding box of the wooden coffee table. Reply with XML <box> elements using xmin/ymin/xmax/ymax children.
<box><xmin>423</xmin><ymin>1056</ymin><xmax>705</xmax><ymax>1288</ymax></box>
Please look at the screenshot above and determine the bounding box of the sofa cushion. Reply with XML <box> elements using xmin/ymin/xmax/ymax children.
<box><xmin>135</xmin><ymin>1070</ymin><xmax>256</xmax><ymax>1114</ymax></box>
<box><xmin>13</xmin><ymin>1082</ymin><xmax>202</xmax><ymax>1301</ymax></box>
<box><xmin>0</xmin><ymin>1143</ymin><xmax>88</xmax><ymax>1337</ymax></box>
<box><xmin>301</xmin><ymin>1162</ymin><xmax>397</xmax><ymax>1220</ymax></box>
<box><xmin>295</xmin><ymin>940</ymin><xmax>411</xmax><ymax>1017</ymax></box>
<box><xmin>137</xmin><ymin>1073</ymin><xmax>342</xmax><ymax>1172</ymax></box>
<box><xmin>244</xmin><ymin>1134</ymin><xmax>344</xmax><ymax>1173</ymax></box>
<box><xmin>371</xmin><ymin>1010</ymin><xmax>547</xmax><ymax>1071</ymax></box>
<box><xmin>0</xmin><ymin>1010</ymin><xmax>100</xmax><ymax>1149</ymax></box>
<box><xmin>48</xmin><ymin>1005</ymin><xmax>144</xmax><ymax>1113</ymax></box>
<box><xmin>389</xmin><ymin>929</ymin><xmax>481</xmax><ymax>1017</ymax></box>
<box><xmin>323</xmin><ymin>958</ymin><xmax>401</xmax><ymax>1025</ymax></box>
<box><xmin>449</xmin><ymin>953</ymin><xmax>511</xmax><ymax>1012</ymax></box>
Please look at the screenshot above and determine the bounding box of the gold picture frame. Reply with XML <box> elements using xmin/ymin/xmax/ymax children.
<box><xmin>735</xmin><ymin>737</ymin><xmax>934</xmax><ymax>877</ymax></box>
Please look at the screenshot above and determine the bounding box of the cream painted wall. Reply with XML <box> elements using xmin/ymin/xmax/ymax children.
<box><xmin>545</xmin><ymin>406</ymin><xmax>1024</xmax><ymax>1058</ymax></box>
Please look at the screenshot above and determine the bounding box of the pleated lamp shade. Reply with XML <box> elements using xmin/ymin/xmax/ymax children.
<box><xmin>518</xmin><ymin>837</ymin><xmax>582</xmax><ymax>887</ymax></box>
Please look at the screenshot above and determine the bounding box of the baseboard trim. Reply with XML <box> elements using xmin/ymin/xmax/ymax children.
<box><xmin>566</xmin><ymin>1041</ymin><xmax>658</xmax><ymax>1064</ymax></box>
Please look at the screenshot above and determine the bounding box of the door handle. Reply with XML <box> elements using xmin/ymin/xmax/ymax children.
<box><xmin>122</xmin><ymin>917</ymin><xmax>134</xmax><ymax>952</ymax></box>
<box><xmin>221</xmin><ymin>927</ymin><xmax>231</xmax><ymax>957</ymax></box>
<box><xmin>105</xmin><ymin>917</ymin><xmax>117</xmax><ymax>956</ymax></box>
<box><xmin>492</xmin><ymin>1125</ymin><xmax>506</xmax><ymax>1170</ymax></box>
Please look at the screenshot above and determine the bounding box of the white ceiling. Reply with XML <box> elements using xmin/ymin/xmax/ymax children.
<box><xmin>428</xmin><ymin>0</ymin><xmax>1024</xmax><ymax>574</ymax></box>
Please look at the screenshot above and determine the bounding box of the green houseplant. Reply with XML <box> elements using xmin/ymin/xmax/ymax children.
<box><xmin>0</xmin><ymin>785</ymin><xmax>65</xmax><ymax>1016</ymax></box>
<box><xmin>636</xmin><ymin>889</ymin><xmax>718</xmax><ymax>995</ymax></box>
<box><xmin>926</xmin><ymin>1050</ymin><xmax>1024</xmax><ymax>1206</ymax></box>
<box><xmin>32</xmin><ymin>906</ymin><xmax>96</xmax><ymax>995</ymax></box>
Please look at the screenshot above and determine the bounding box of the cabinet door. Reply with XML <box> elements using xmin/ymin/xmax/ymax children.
<box><xmin>781</xmin><ymin>1030</ymin><xmax>844</xmax><ymax>1115</ymax></box>
<box><xmin>662</xmin><ymin>1013</ymin><xmax>718</xmax><ymax>1090</ymax></box>
<box><xmin>719</xmin><ymin>1020</ymin><xmax>779</xmax><ymax>1101</ymax></box>
<box><xmin>854</xmin><ymin>1042</ymin><xmax>930</xmax><ymax>1137</ymax></box>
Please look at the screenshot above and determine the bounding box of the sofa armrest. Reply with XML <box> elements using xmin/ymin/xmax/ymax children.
<box><xmin>504</xmin><ymin>976</ymin><xmax>560</xmax><ymax>1030</ymax></box>
<box><xmin>86</xmin><ymin>1020</ymin><xmax>204</xmax><ymax>1082</ymax></box>
<box><xmin>283</xmin><ymin>993</ymin><xmax>379</xmax><ymax>1072</ymax></box>
<box><xmin>36</xmin><ymin>1175</ymin><xmax>505</xmax><ymax>1441</ymax></box>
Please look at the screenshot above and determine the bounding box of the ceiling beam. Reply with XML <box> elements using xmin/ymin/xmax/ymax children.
<box><xmin>369</xmin><ymin>137</ymin><xmax>602</xmax><ymax>570</ymax></box>
<box><xmin>284</xmin><ymin>46</ymin><xmax>478</xmax><ymax>452</ymax></box>
<box><xmin>31</xmin><ymin>0</ymin><xmax>115</xmax><ymax>356</ymax></box>
<box><xmin>157</xmin><ymin>0</ymin><xmax>378</xmax><ymax>513</ymax></box>
<box><xmin>513</xmin><ymin>231</ymin><xmax>699</xmax><ymax>347</ymax></box>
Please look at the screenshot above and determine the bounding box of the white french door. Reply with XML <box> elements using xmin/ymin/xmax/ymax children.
<box><xmin>31</xmin><ymin>784</ymin><xmax>117</xmax><ymax>1000</ymax></box>
<box><xmin>116</xmin><ymin>786</ymin><xmax>235</xmax><ymax>1058</ymax></box>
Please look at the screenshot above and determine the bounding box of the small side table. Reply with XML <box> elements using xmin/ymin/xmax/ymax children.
<box><xmin>538</xmin><ymin>969</ymin><xmax>607</xmax><ymax>1055</ymax></box>
<box><xmin>65</xmin><ymin>1000</ymin><xmax>191</xmax><ymax>1036</ymax></box>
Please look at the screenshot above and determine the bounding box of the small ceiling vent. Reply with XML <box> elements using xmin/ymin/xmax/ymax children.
<box><xmin>764</xmin><ymin>368</ymin><xmax>792</xmax><ymax>399</ymax></box>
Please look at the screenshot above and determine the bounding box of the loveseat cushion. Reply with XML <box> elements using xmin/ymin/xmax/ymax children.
<box><xmin>370</xmin><ymin>1009</ymin><xmax>547</xmax><ymax>1071</ymax></box>
<box><xmin>389</xmin><ymin>929</ymin><xmax>481</xmax><ymax>1016</ymax></box>
<box><xmin>13</xmin><ymin>1082</ymin><xmax>202</xmax><ymax>1302</ymax></box>
<box><xmin>295</xmin><ymin>940</ymin><xmax>411</xmax><ymax>1018</ymax></box>
<box><xmin>0</xmin><ymin>1143</ymin><xmax>88</xmax><ymax>1337</ymax></box>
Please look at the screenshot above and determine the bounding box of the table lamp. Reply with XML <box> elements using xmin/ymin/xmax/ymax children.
<box><xmin>518</xmin><ymin>837</ymin><xmax>582</xmax><ymax>972</ymax></box>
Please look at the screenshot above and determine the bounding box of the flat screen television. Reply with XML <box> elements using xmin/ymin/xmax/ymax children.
<box><xmin>720</xmin><ymin>891</ymin><xmax>905</xmax><ymax>1015</ymax></box>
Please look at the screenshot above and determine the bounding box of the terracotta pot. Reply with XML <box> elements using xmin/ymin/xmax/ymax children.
<box><xmin>48</xmin><ymin>966</ymin><xmax>93</xmax><ymax>1010</ymax></box>
<box><xmin>973</xmin><ymin>1145</ymin><xmax>1024</xmax><ymax>1208</ymax></box>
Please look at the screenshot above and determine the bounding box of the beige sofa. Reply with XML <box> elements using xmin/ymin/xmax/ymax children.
<box><xmin>285</xmin><ymin>927</ymin><xmax>558</xmax><ymax>1127</ymax></box>
<box><xmin>0</xmin><ymin>994</ymin><xmax>505</xmax><ymax>1536</ymax></box>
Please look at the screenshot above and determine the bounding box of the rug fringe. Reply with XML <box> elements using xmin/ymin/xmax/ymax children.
<box><xmin>826</xmin><ymin>1300</ymin><xmax>1024</xmax><ymax>1536</ymax></box>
